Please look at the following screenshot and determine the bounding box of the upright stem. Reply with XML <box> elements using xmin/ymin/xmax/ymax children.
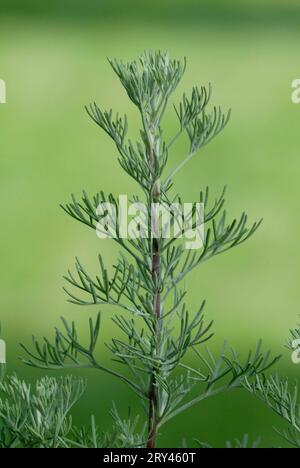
<box><xmin>147</xmin><ymin>144</ymin><xmax>161</xmax><ymax>449</ymax></box>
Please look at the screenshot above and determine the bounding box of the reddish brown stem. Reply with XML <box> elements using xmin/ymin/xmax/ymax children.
<box><xmin>147</xmin><ymin>238</ymin><xmax>161</xmax><ymax>448</ymax></box>
<box><xmin>147</xmin><ymin>148</ymin><xmax>161</xmax><ymax>449</ymax></box>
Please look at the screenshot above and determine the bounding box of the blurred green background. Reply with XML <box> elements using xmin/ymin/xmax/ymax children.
<box><xmin>1</xmin><ymin>0</ymin><xmax>300</xmax><ymax>448</ymax></box>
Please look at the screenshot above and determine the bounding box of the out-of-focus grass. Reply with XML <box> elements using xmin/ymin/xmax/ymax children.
<box><xmin>0</xmin><ymin>4</ymin><xmax>300</xmax><ymax>446</ymax></box>
<box><xmin>1</xmin><ymin>0</ymin><xmax>300</xmax><ymax>27</ymax></box>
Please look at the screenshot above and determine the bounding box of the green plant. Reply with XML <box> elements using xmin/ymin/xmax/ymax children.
<box><xmin>193</xmin><ymin>324</ymin><xmax>300</xmax><ymax>448</ymax></box>
<box><xmin>215</xmin><ymin>326</ymin><xmax>300</xmax><ymax>448</ymax></box>
<box><xmin>0</xmin><ymin>375</ymin><xmax>85</xmax><ymax>448</ymax></box>
<box><xmin>243</xmin><ymin>372</ymin><xmax>300</xmax><ymax>448</ymax></box>
<box><xmin>21</xmin><ymin>51</ymin><xmax>281</xmax><ymax>448</ymax></box>
<box><xmin>198</xmin><ymin>434</ymin><xmax>261</xmax><ymax>449</ymax></box>
<box><xmin>0</xmin><ymin>370</ymin><xmax>147</xmax><ymax>448</ymax></box>
<box><xmin>245</xmin><ymin>325</ymin><xmax>300</xmax><ymax>448</ymax></box>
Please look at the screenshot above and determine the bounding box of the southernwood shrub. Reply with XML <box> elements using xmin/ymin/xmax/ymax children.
<box><xmin>1</xmin><ymin>52</ymin><xmax>300</xmax><ymax>448</ymax></box>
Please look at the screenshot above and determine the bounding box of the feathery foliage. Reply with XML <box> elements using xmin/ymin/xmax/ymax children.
<box><xmin>20</xmin><ymin>51</ymin><xmax>281</xmax><ymax>448</ymax></box>
<box><xmin>198</xmin><ymin>434</ymin><xmax>261</xmax><ymax>449</ymax></box>
<box><xmin>0</xmin><ymin>375</ymin><xmax>85</xmax><ymax>448</ymax></box>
